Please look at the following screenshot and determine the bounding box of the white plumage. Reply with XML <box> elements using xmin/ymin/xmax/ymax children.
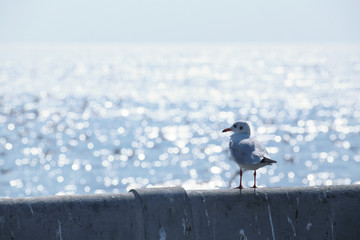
<box><xmin>223</xmin><ymin>121</ymin><xmax>276</xmax><ymax>188</ymax></box>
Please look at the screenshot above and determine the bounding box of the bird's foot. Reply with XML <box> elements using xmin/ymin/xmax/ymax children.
<box><xmin>234</xmin><ymin>185</ymin><xmax>244</xmax><ymax>189</ymax></box>
<box><xmin>251</xmin><ymin>185</ymin><xmax>257</xmax><ymax>188</ymax></box>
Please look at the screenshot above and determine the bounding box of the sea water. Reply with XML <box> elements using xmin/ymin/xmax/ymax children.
<box><xmin>0</xmin><ymin>44</ymin><xmax>359</xmax><ymax>197</ymax></box>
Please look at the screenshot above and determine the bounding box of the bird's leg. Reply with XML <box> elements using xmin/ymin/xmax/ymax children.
<box><xmin>251</xmin><ymin>170</ymin><xmax>257</xmax><ymax>188</ymax></box>
<box><xmin>235</xmin><ymin>169</ymin><xmax>243</xmax><ymax>189</ymax></box>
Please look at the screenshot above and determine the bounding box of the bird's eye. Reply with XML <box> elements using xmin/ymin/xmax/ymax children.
<box><xmin>240</xmin><ymin>126</ymin><xmax>243</xmax><ymax>130</ymax></box>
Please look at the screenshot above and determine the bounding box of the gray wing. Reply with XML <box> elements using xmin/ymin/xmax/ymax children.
<box><xmin>229</xmin><ymin>137</ymin><xmax>268</xmax><ymax>165</ymax></box>
<box><xmin>250</xmin><ymin>137</ymin><xmax>269</xmax><ymax>160</ymax></box>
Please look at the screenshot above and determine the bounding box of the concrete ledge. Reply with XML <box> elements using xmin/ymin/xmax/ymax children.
<box><xmin>0</xmin><ymin>185</ymin><xmax>359</xmax><ymax>239</ymax></box>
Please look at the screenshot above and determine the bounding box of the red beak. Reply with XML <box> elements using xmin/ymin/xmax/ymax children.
<box><xmin>222</xmin><ymin>128</ymin><xmax>231</xmax><ymax>132</ymax></box>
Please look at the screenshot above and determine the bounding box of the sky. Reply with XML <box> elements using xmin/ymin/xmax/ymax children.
<box><xmin>0</xmin><ymin>0</ymin><xmax>359</xmax><ymax>43</ymax></box>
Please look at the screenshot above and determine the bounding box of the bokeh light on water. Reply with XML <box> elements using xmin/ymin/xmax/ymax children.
<box><xmin>0</xmin><ymin>44</ymin><xmax>360</xmax><ymax>197</ymax></box>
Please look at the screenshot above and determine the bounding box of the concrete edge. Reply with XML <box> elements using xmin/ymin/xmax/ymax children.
<box><xmin>0</xmin><ymin>184</ymin><xmax>359</xmax><ymax>239</ymax></box>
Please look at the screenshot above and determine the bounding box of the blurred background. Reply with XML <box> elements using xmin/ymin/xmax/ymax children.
<box><xmin>0</xmin><ymin>0</ymin><xmax>359</xmax><ymax>197</ymax></box>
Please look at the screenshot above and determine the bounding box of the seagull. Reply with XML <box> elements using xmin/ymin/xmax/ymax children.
<box><xmin>222</xmin><ymin>121</ymin><xmax>277</xmax><ymax>189</ymax></box>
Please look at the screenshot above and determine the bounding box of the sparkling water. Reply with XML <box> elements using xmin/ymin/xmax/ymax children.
<box><xmin>0</xmin><ymin>44</ymin><xmax>359</xmax><ymax>197</ymax></box>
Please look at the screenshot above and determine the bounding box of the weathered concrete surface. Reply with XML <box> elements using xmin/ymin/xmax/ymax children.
<box><xmin>0</xmin><ymin>185</ymin><xmax>359</xmax><ymax>239</ymax></box>
<box><xmin>0</xmin><ymin>193</ymin><xmax>143</xmax><ymax>239</ymax></box>
<box><xmin>130</xmin><ymin>187</ymin><xmax>195</xmax><ymax>240</ymax></box>
<box><xmin>188</xmin><ymin>185</ymin><xmax>360</xmax><ymax>240</ymax></box>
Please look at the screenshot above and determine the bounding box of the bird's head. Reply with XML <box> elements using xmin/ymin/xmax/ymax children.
<box><xmin>222</xmin><ymin>121</ymin><xmax>251</xmax><ymax>135</ymax></box>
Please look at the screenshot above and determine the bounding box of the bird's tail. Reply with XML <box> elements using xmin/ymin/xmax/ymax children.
<box><xmin>261</xmin><ymin>157</ymin><xmax>277</xmax><ymax>164</ymax></box>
